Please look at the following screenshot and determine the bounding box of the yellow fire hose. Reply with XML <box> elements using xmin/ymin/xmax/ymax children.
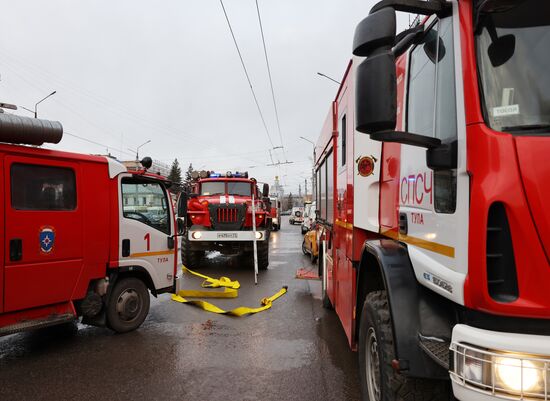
<box><xmin>171</xmin><ymin>265</ymin><xmax>288</xmax><ymax>316</ymax></box>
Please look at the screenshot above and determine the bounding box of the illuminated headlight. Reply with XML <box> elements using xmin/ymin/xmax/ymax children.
<box><xmin>273</xmin><ymin>218</ymin><xmax>278</xmax><ymax>224</ymax></box>
<box><xmin>255</xmin><ymin>231</ymin><xmax>263</xmax><ymax>240</ymax></box>
<box><xmin>451</xmin><ymin>343</ymin><xmax>549</xmax><ymax>398</ymax></box>
<box><xmin>191</xmin><ymin>231</ymin><xmax>202</xmax><ymax>239</ymax></box>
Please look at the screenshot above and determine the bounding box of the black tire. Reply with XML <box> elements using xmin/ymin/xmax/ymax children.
<box><xmin>358</xmin><ymin>291</ymin><xmax>449</xmax><ymax>401</ymax></box>
<box><xmin>302</xmin><ymin>239</ymin><xmax>308</xmax><ymax>255</ymax></box>
<box><xmin>301</xmin><ymin>225</ymin><xmax>308</xmax><ymax>235</ymax></box>
<box><xmin>258</xmin><ymin>241</ymin><xmax>269</xmax><ymax>270</ymax></box>
<box><xmin>310</xmin><ymin>249</ymin><xmax>317</xmax><ymax>264</ymax></box>
<box><xmin>181</xmin><ymin>235</ymin><xmax>203</xmax><ymax>270</ymax></box>
<box><xmin>107</xmin><ymin>277</ymin><xmax>150</xmax><ymax>334</ymax></box>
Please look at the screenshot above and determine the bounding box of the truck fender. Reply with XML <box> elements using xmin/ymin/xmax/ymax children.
<box><xmin>355</xmin><ymin>239</ymin><xmax>453</xmax><ymax>379</ymax></box>
<box><xmin>109</xmin><ymin>266</ymin><xmax>158</xmax><ymax>300</ymax></box>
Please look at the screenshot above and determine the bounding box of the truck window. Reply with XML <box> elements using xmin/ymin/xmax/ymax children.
<box><xmin>227</xmin><ymin>182</ymin><xmax>251</xmax><ymax>196</ymax></box>
<box><xmin>201</xmin><ymin>182</ymin><xmax>225</xmax><ymax>196</ymax></box>
<box><xmin>121</xmin><ymin>178</ymin><xmax>170</xmax><ymax>234</ymax></box>
<box><xmin>341</xmin><ymin>114</ymin><xmax>347</xmax><ymax>166</ymax></box>
<box><xmin>11</xmin><ymin>163</ymin><xmax>76</xmax><ymax>210</ymax></box>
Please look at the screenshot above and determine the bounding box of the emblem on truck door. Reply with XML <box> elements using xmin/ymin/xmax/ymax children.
<box><xmin>39</xmin><ymin>226</ymin><xmax>55</xmax><ymax>253</ymax></box>
<box><xmin>356</xmin><ymin>155</ymin><xmax>377</xmax><ymax>177</ymax></box>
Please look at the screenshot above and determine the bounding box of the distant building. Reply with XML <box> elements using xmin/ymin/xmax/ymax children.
<box><xmin>271</xmin><ymin>175</ymin><xmax>284</xmax><ymax>199</ymax></box>
<box><xmin>121</xmin><ymin>159</ymin><xmax>170</xmax><ymax>178</ymax></box>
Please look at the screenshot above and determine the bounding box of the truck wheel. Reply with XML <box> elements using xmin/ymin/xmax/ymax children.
<box><xmin>258</xmin><ymin>241</ymin><xmax>269</xmax><ymax>270</ymax></box>
<box><xmin>358</xmin><ymin>291</ymin><xmax>449</xmax><ymax>401</ymax></box>
<box><xmin>302</xmin><ymin>239</ymin><xmax>308</xmax><ymax>255</ymax></box>
<box><xmin>107</xmin><ymin>277</ymin><xmax>150</xmax><ymax>334</ymax></box>
<box><xmin>301</xmin><ymin>225</ymin><xmax>308</xmax><ymax>235</ymax></box>
<box><xmin>181</xmin><ymin>236</ymin><xmax>203</xmax><ymax>270</ymax></box>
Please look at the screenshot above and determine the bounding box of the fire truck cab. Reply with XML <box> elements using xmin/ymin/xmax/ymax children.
<box><xmin>0</xmin><ymin>114</ymin><xmax>183</xmax><ymax>337</ymax></box>
<box><xmin>316</xmin><ymin>0</ymin><xmax>550</xmax><ymax>400</ymax></box>
<box><xmin>181</xmin><ymin>171</ymin><xmax>271</xmax><ymax>270</ymax></box>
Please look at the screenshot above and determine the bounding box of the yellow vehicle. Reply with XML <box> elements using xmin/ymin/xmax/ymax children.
<box><xmin>301</xmin><ymin>228</ymin><xmax>318</xmax><ymax>263</ymax></box>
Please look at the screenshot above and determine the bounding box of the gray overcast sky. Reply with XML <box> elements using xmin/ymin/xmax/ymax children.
<box><xmin>0</xmin><ymin>0</ymin><xmax>407</xmax><ymax>194</ymax></box>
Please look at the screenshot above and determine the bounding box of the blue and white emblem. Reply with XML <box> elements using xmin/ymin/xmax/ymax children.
<box><xmin>39</xmin><ymin>226</ymin><xmax>55</xmax><ymax>253</ymax></box>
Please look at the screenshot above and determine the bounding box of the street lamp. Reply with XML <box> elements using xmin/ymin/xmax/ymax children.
<box><xmin>299</xmin><ymin>136</ymin><xmax>316</xmax><ymax>202</ymax></box>
<box><xmin>34</xmin><ymin>90</ymin><xmax>57</xmax><ymax>118</ymax></box>
<box><xmin>136</xmin><ymin>140</ymin><xmax>151</xmax><ymax>161</ymax></box>
<box><xmin>316</xmin><ymin>72</ymin><xmax>341</xmax><ymax>85</ymax></box>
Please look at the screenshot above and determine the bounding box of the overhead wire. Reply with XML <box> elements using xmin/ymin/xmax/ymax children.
<box><xmin>64</xmin><ymin>131</ymin><xmax>135</xmax><ymax>158</ymax></box>
<box><xmin>254</xmin><ymin>0</ymin><xmax>288</xmax><ymax>163</ymax></box>
<box><xmin>219</xmin><ymin>0</ymin><xmax>275</xmax><ymax>149</ymax></box>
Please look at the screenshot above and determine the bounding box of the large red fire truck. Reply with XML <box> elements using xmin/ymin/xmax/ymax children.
<box><xmin>0</xmin><ymin>114</ymin><xmax>184</xmax><ymax>337</ymax></box>
<box><xmin>181</xmin><ymin>171</ymin><xmax>271</xmax><ymax>270</ymax></box>
<box><xmin>315</xmin><ymin>1</ymin><xmax>550</xmax><ymax>400</ymax></box>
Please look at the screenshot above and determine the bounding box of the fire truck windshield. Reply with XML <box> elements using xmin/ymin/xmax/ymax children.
<box><xmin>476</xmin><ymin>0</ymin><xmax>550</xmax><ymax>134</ymax></box>
<box><xmin>227</xmin><ymin>181</ymin><xmax>251</xmax><ymax>196</ymax></box>
<box><xmin>201</xmin><ymin>182</ymin><xmax>225</xmax><ymax>196</ymax></box>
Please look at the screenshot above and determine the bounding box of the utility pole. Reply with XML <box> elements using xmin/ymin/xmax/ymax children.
<box><xmin>304</xmin><ymin>178</ymin><xmax>308</xmax><ymax>199</ymax></box>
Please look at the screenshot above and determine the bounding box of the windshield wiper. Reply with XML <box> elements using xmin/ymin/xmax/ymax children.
<box><xmin>502</xmin><ymin>124</ymin><xmax>550</xmax><ymax>133</ymax></box>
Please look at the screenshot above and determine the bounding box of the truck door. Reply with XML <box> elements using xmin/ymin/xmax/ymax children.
<box><xmin>399</xmin><ymin>10</ymin><xmax>468</xmax><ymax>304</ymax></box>
<box><xmin>119</xmin><ymin>176</ymin><xmax>175</xmax><ymax>291</ymax></box>
<box><xmin>4</xmin><ymin>157</ymin><xmax>83</xmax><ymax>312</ymax></box>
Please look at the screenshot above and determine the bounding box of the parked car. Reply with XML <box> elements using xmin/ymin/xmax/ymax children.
<box><xmin>289</xmin><ymin>207</ymin><xmax>304</xmax><ymax>225</ymax></box>
<box><xmin>301</xmin><ymin>201</ymin><xmax>316</xmax><ymax>234</ymax></box>
<box><xmin>302</xmin><ymin>223</ymin><xmax>319</xmax><ymax>263</ymax></box>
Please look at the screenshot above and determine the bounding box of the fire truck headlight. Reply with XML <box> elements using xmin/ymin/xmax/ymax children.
<box><xmin>255</xmin><ymin>231</ymin><xmax>263</xmax><ymax>240</ymax></box>
<box><xmin>452</xmin><ymin>343</ymin><xmax>548</xmax><ymax>398</ymax></box>
<box><xmin>191</xmin><ymin>231</ymin><xmax>202</xmax><ymax>240</ymax></box>
<box><xmin>494</xmin><ymin>356</ymin><xmax>543</xmax><ymax>393</ymax></box>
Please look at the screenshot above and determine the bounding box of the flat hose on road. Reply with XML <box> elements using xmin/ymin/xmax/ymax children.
<box><xmin>171</xmin><ymin>265</ymin><xmax>287</xmax><ymax>316</ymax></box>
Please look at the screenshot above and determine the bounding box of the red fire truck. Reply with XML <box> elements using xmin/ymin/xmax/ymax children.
<box><xmin>0</xmin><ymin>114</ymin><xmax>184</xmax><ymax>337</ymax></box>
<box><xmin>315</xmin><ymin>1</ymin><xmax>550</xmax><ymax>400</ymax></box>
<box><xmin>181</xmin><ymin>171</ymin><xmax>271</xmax><ymax>270</ymax></box>
<box><xmin>269</xmin><ymin>196</ymin><xmax>280</xmax><ymax>231</ymax></box>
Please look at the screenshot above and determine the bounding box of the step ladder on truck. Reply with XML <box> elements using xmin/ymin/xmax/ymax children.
<box><xmin>0</xmin><ymin>113</ymin><xmax>186</xmax><ymax>336</ymax></box>
<box><xmin>314</xmin><ymin>1</ymin><xmax>550</xmax><ymax>400</ymax></box>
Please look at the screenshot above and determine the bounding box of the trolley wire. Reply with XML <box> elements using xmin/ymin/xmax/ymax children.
<box><xmin>219</xmin><ymin>0</ymin><xmax>275</xmax><ymax>149</ymax></box>
<box><xmin>255</xmin><ymin>0</ymin><xmax>287</xmax><ymax>162</ymax></box>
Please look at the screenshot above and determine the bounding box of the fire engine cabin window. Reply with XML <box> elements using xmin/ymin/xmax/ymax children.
<box><xmin>326</xmin><ymin>150</ymin><xmax>334</xmax><ymax>223</ymax></box>
<box><xmin>319</xmin><ymin>159</ymin><xmax>327</xmax><ymax>220</ymax></box>
<box><xmin>121</xmin><ymin>178</ymin><xmax>170</xmax><ymax>234</ymax></box>
<box><xmin>407</xmin><ymin>23</ymin><xmax>437</xmax><ymax>137</ymax></box>
<box><xmin>201</xmin><ymin>181</ymin><xmax>225</xmax><ymax>196</ymax></box>
<box><xmin>476</xmin><ymin>0</ymin><xmax>550</xmax><ymax>134</ymax></box>
<box><xmin>11</xmin><ymin>164</ymin><xmax>76</xmax><ymax>211</ymax></box>
<box><xmin>340</xmin><ymin>115</ymin><xmax>347</xmax><ymax>166</ymax></box>
<box><xmin>408</xmin><ymin>16</ymin><xmax>458</xmax><ymax>214</ymax></box>
<box><xmin>227</xmin><ymin>181</ymin><xmax>251</xmax><ymax>197</ymax></box>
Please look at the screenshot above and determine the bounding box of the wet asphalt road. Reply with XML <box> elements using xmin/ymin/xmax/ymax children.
<box><xmin>0</xmin><ymin>220</ymin><xmax>360</xmax><ymax>401</ymax></box>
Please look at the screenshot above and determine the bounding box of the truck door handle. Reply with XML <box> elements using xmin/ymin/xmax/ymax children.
<box><xmin>10</xmin><ymin>238</ymin><xmax>22</xmax><ymax>261</ymax></box>
<box><xmin>122</xmin><ymin>239</ymin><xmax>130</xmax><ymax>257</ymax></box>
<box><xmin>167</xmin><ymin>236</ymin><xmax>175</xmax><ymax>250</ymax></box>
<box><xmin>399</xmin><ymin>213</ymin><xmax>408</xmax><ymax>235</ymax></box>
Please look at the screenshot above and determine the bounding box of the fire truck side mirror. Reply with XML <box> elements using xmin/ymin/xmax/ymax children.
<box><xmin>353</xmin><ymin>7</ymin><xmax>396</xmax><ymax>57</ymax></box>
<box><xmin>176</xmin><ymin>217</ymin><xmax>185</xmax><ymax>235</ymax></box>
<box><xmin>177</xmin><ymin>192</ymin><xmax>188</xmax><ymax>218</ymax></box>
<box><xmin>263</xmin><ymin>197</ymin><xmax>271</xmax><ymax>212</ymax></box>
<box><xmin>355</xmin><ymin>50</ymin><xmax>397</xmax><ymax>134</ymax></box>
<box><xmin>262</xmin><ymin>183</ymin><xmax>269</xmax><ymax>197</ymax></box>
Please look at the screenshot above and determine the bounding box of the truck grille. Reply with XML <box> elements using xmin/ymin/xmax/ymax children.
<box><xmin>209</xmin><ymin>204</ymin><xmax>246</xmax><ymax>230</ymax></box>
<box><xmin>218</xmin><ymin>208</ymin><xmax>238</xmax><ymax>223</ymax></box>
